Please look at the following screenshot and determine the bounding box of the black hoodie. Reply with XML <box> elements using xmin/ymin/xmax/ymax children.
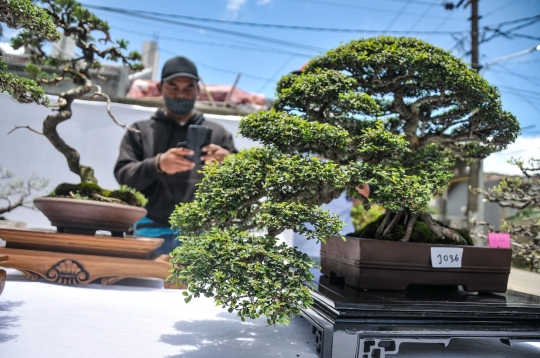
<box><xmin>114</xmin><ymin>109</ymin><xmax>237</xmax><ymax>225</ymax></box>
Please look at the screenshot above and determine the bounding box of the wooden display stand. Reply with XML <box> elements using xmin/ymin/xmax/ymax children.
<box><xmin>0</xmin><ymin>228</ymin><xmax>184</xmax><ymax>288</ymax></box>
<box><xmin>0</xmin><ymin>254</ymin><xmax>7</xmax><ymax>296</ymax></box>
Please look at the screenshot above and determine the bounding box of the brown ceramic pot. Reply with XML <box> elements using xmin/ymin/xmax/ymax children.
<box><xmin>0</xmin><ymin>254</ymin><xmax>6</xmax><ymax>296</ymax></box>
<box><xmin>0</xmin><ymin>269</ymin><xmax>5</xmax><ymax>296</ymax></box>
<box><xmin>321</xmin><ymin>236</ymin><xmax>512</xmax><ymax>293</ymax></box>
<box><xmin>34</xmin><ymin>197</ymin><xmax>147</xmax><ymax>237</ymax></box>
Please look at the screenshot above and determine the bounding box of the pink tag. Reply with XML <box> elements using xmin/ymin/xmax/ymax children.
<box><xmin>488</xmin><ymin>233</ymin><xmax>511</xmax><ymax>249</ymax></box>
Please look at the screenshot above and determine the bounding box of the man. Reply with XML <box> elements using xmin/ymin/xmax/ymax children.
<box><xmin>114</xmin><ymin>56</ymin><xmax>237</xmax><ymax>254</ymax></box>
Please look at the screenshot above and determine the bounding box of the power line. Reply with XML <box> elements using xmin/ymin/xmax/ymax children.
<box><xmin>407</xmin><ymin>1</ymin><xmax>437</xmax><ymax>32</ymax></box>
<box><xmin>81</xmin><ymin>3</ymin><xmax>466</xmax><ymax>36</ymax></box>
<box><xmin>159</xmin><ymin>48</ymin><xmax>274</xmax><ymax>82</ymax></box>
<box><xmin>509</xmin><ymin>33</ymin><xmax>540</xmax><ymax>41</ymax></box>
<box><xmin>503</xmin><ymin>59</ymin><xmax>540</xmax><ymax>65</ymax></box>
<box><xmin>484</xmin><ymin>14</ymin><xmax>540</xmax><ymax>28</ymax></box>
<box><xmin>489</xmin><ymin>68</ymin><xmax>540</xmax><ymax>116</ymax></box>
<box><xmin>112</xmin><ymin>26</ymin><xmax>313</xmax><ymax>58</ymax></box>
<box><xmin>81</xmin><ymin>4</ymin><xmax>327</xmax><ymax>53</ymax></box>
<box><xmin>257</xmin><ymin>55</ymin><xmax>297</xmax><ymax>93</ymax></box>
<box><xmin>483</xmin><ymin>0</ymin><xmax>522</xmax><ymax>17</ymax></box>
<box><xmin>384</xmin><ymin>0</ymin><xmax>412</xmax><ymax>32</ymax></box>
<box><xmin>281</xmin><ymin>0</ymin><xmax>467</xmax><ymax>20</ymax></box>
<box><xmin>489</xmin><ymin>67</ymin><xmax>540</xmax><ymax>88</ymax></box>
<box><xmin>497</xmin><ymin>85</ymin><xmax>540</xmax><ymax>99</ymax></box>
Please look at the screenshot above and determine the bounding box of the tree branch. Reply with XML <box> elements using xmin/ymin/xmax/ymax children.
<box><xmin>8</xmin><ymin>125</ymin><xmax>44</xmax><ymax>135</ymax></box>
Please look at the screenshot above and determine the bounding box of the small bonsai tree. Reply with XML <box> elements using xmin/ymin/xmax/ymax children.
<box><xmin>3</xmin><ymin>0</ymin><xmax>145</xmax><ymax>205</ymax></box>
<box><xmin>472</xmin><ymin>157</ymin><xmax>539</xmax><ymax>271</ymax></box>
<box><xmin>168</xmin><ymin>36</ymin><xmax>519</xmax><ymax>324</ymax></box>
<box><xmin>0</xmin><ymin>166</ymin><xmax>48</xmax><ymax>215</ymax></box>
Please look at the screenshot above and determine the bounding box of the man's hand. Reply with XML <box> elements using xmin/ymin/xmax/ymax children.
<box><xmin>201</xmin><ymin>144</ymin><xmax>230</xmax><ymax>164</ymax></box>
<box><xmin>159</xmin><ymin>148</ymin><xmax>195</xmax><ymax>174</ymax></box>
<box><xmin>355</xmin><ymin>184</ymin><xmax>370</xmax><ymax>198</ymax></box>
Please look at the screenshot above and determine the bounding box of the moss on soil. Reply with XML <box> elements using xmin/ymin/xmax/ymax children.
<box><xmin>49</xmin><ymin>182</ymin><xmax>146</xmax><ymax>207</ymax></box>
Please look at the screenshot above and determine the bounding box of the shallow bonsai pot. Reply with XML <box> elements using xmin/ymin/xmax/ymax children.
<box><xmin>320</xmin><ymin>236</ymin><xmax>512</xmax><ymax>293</ymax></box>
<box><xmin>34</xmin><ymin>197</ymin><xmax>147</xmax><ymax>237</ymax></box>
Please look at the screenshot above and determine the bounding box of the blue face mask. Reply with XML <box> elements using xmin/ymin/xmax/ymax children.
<box><xmin>164</xmin><ymin>96</ymin><xmax>196</xmax><ymax>116</ymax></box>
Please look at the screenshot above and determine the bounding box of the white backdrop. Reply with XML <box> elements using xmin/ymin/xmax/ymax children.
<box><xmin>0</xmin><ymin>93</ymin><xmax>257</xmax><ymax>229</ymax></box>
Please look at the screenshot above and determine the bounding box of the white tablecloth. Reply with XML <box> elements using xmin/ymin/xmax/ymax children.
<box><xmin>1</xmin><ymin>274</ymin><xmax>539</xmax><ymax>358</ymax></box>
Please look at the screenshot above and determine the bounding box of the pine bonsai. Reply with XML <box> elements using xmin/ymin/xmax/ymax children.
<box><xmin>168</xmin><ymin>36</ymin><xmax>520</xmax><ymax>324</ymax></box>
<box><xmin>472</xmin><ymin>158</ymin><xmax>539</xmax><ymax>271</ymax></box>
<box><xmin>3</xmin><ymin>0</ymin><xmax>145</xmax><ymax>206</ymax></box>
<box><xmin>0</xmin><ymin>166</ymin><xmax>48</xmax><ymax>215</ymax></box>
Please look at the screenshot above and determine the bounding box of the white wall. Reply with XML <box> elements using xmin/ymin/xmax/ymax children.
<box><xmin>0</xmin><ymin>93</ymin><xmax>257</xmax><ymax>229</ymax></box>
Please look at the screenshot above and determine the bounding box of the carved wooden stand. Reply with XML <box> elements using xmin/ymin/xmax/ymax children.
<box><xmin>0</xmin><ymin>254</ymin><xmax>7</xmax><ymax>295</ymax></box>
<box><xmin>0</xmin><ymin>228</ymin><xmax>182</xmax><ymax>288</ymax></box>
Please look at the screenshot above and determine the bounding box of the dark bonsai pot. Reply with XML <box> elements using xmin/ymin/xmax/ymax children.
<box><xmin>321</xmin><ymin>236</ymin><xmax>512</xmax><ymax>293</ymax></box>
<box><xmin>34</xmin><ymin>197</ymin><xmax>147</xmax><ymax>237</ymax></box>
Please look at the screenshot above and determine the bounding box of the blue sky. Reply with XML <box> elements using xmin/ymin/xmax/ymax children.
<box><xmin>1</xmin><ymin>0</ymin><xmax>539</xmax><ymax>172</ymax></box>
<box><xmin>74</xmin><ymin>0</ymin><xmax>539</xmax><ymax>131</ymax></box>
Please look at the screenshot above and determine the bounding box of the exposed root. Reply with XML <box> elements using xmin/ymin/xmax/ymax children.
<box><xmin>381</xmin><ymin>210</ymin><xmax>403</xmax><ymax>238</ymax></box>
<box><xmin>92</xmin><ymin>193</ymin><xmax>124</xmax><ymax>204</ymax></box>
<box><xmin>374</xmin><ymin>210</ymin><xmax>392</xmax><ymax>239</ymax></box>
<box><xmin>420</xmin><ymin>212</ymin><xmax>463</xmax><ymax>244</ymax></box>
<box><xmin>401</xmin><ymin>212</ymin><xmax>418</xmax><ymax>242</ymax></box>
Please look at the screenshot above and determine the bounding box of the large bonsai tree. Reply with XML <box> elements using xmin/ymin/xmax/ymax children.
<box><xmin>4</xmin><ymin>0</ymin><xmax>143</xmax><ymax>186</ymax></box>
<box><xmin>473</xmin><ymin>157</ymin><xmax>539</xmax><ymax>271</ymax></box>
<box><xmin>168</xmin><ymin>36</ymin><xmax>519</xmax><ymax>324</ymax></box>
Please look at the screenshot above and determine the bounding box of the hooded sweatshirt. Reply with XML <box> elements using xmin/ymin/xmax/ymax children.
<box><xmin>114</xmin><ymin>109</ymin><xmax>237</xmax><ymax>225</ymax></box>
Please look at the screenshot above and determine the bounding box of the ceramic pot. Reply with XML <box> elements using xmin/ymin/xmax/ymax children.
<box><xmin>321</xmin><ymin>236</ymin><xmax>512</xmax><ymax>292</ymax></box>
<box><xmin>34</xmin><ymin>197</ymin><xmax>147</xmax><ymax>237</ymax></box>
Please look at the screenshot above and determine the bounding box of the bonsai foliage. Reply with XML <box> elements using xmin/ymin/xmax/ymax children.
<box><xmin>169</xmin><ymin>36</ymin><xmax>519</xmax><ymax>324</ymax></box>
<box><xmin>472</xmin><ymin>158</ymin><xmax>539</xmax><ymax>271</ymax></box>
<box><xmin>6</xmin><ymin>0</ymin><xmax>143</xmax><ymax>185</ymax></box>
<box><xmin>0</xmin><ymin>166</ymin><xmax>48</xmax><ymax>215</ymax></box>
<box><xmin>0</xmin><ymin>0</ymin><xmax>61</xmax><ymax>105</ymax></box>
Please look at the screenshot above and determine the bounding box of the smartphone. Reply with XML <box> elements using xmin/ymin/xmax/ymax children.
<box><xmin>177</xmin><ymin>125</ymin><xmax>213</xmax><ymax>165</ymax></box>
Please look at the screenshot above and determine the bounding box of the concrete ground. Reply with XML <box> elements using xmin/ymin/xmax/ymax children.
<box><xmin>508</xmin><ymin>268</ymin><xmax>540</xmax><ymax>296</ymax></box>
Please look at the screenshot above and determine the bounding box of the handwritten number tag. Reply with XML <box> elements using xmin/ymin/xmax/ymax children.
<box><xmin>430</xmin><ymin>247</ymin><xmax>463</xmax><ymax>268</ymax></box>
<box><xmin>488</xmin><ymin>233</ymin><xmax>511</xmax><ymax>248</ymax></box>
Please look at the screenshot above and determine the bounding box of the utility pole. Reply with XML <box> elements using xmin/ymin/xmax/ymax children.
<box><xmin>465</xmin><ymin>0</ymin><xmax>483</xmax><ymax>228</ymax></box>
<box><xmin>444</xmin><ymin>0</ymin><xmax>484</xmax><ymax>231</ymax></box>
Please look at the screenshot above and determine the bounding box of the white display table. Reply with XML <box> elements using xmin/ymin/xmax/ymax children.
<box><xmin>1</xmin><ymin>271</ymin><xmax>540</xmax><ymax>357</ymax></box>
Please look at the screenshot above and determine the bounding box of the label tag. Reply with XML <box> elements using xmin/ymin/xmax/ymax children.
<box><xmin>488</xmin><ymin>233</ymin><xmax>511</xmax><ymax>248</ymax></box>
<box><xmin>430</xmin><ymin>247</ymin><xmax>464</xmax><ymax>268</ymax></box>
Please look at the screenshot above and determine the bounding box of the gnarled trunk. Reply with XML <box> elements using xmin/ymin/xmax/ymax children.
<box><xmin>42</xmin><ymin>79</ymin><xmax>98</xmax><ymax>184</ymax></box>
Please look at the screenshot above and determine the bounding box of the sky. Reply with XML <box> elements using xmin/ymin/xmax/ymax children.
<box><xmin>1</xmin><ymin>0</ymin><xmax>539</xmax><ymax>174</ymax></box>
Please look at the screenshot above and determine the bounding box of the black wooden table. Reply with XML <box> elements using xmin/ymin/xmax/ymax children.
<box><xmin>300</xmin><ymin>274</ymin><xmax>540</xmax><ymax>358</ymax></box>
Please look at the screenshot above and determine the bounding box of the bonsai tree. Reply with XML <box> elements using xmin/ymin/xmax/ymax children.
<box><xmin>168</xmin><ymin>36</ymin><xmax>520</xmax><ymax>324</ymax></box>
<box><xmin>1</xmin><ymin>0</ymin><xmax>60</xmax><ymax>105</ymax></box>
<box><xmin>0</xmin><ymin>166</ymin><xmax>48</xmax><ymax>215</ymax></box>
<box><xmin>3</xmin><ymin>0</ymin><xmax>145</xmax><ymax>205</ymax></box>
<box><xmin>472</xmin><ymin>157</ymin><xmax>539</xmax><ymax>271</ymax></box>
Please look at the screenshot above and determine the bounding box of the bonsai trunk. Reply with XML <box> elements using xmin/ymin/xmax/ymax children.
<box><xmin>372</xmin><ymin>209</ymin><xmax>469</xmax><ymax>245</ymax></box>
<box><xmin>42</xmin><ymin>79</ymin><xmax>98</xmax><ymax>184</ymax></box>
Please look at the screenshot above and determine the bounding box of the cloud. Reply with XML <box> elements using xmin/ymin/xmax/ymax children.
<box><xmin>227</xmin><ymin>0</ymin><xmax>247</xmax><ymax>11</ymax></box>
<box><xmin>484</xmin><ymin>135</ymin><xmax>540</xmax><ymax>175</ymax></box>
<box><xmin>226</xmin><ymin>0</ymin><xmax>248</xmax><ymax>19</ymax></box>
